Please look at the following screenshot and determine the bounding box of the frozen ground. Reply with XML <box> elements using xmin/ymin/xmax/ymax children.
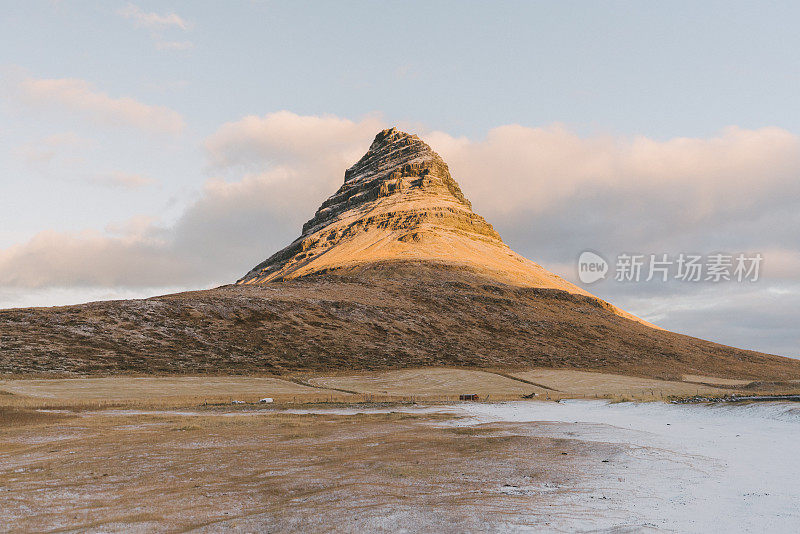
<box><xmin>179</xmin><ymin>400</ymin><xmax>800</xmax><ymax>531</ymax></box>
<box><xmin>446</xmin><ymin>400</ymin><xmax>800</xmax><ymax>532</ymax></box>
<box><xmin>2</xmin><ymin>399</ymin><xmax>799</xmax><ymax>532</ymax></box>
<box><xmin>261</xmin><ymin>400</ymin><xmax>800</xmax><ymax>532</ymax></box>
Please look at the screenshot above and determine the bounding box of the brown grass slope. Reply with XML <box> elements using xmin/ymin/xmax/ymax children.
<box><xmin>1</xmin><ymin>260</ymin><xmax>798</xmax><ymax>381</ymax></box>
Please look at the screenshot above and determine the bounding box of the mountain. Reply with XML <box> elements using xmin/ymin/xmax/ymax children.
<box><xmin>238</xmin><ymin>128</ymin><xmax>645</xmax><ymax>324</ymax></box>
<box><xmin>240</xmin><ymin>128</ymin><xmax>580</xmax><ymax>291</ymax></box>
<box><xmin>1</xmin><ymin>128</ymin><xmax>798</xmax><ymax>380</ymax></box>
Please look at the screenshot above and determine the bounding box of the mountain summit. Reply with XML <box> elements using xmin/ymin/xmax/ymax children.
<box><xmin>238</xmin><ymin>128</ymin><xmax>587</xmax><ymax>294</ymax></box>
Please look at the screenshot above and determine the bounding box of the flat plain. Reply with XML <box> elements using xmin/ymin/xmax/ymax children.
<box><xmin>2</xmin><ymin>367</ymin><xmax>800</xmax><ymax>531</ymax></box>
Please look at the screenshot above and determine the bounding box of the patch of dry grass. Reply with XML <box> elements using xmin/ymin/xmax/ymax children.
<box><xmin>511</xmin><ymin>368</ymin><xmax>734</xmax><ymax>398</ymax></box>
<box><xmin>681</xmin><ymin>374</ymin><xmax>755</xmax><ymax>386</ymax></box>
<box><xmin>1</xmin><ymin>368</ymin><xmax>797</xmax><ymax>412</ymax></box>
<box><xmin>308</xmin><ymin>368</ymin><xmax>545</xmax><ymax>398</ymax></box>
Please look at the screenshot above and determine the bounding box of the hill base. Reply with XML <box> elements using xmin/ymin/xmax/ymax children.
<box><xmin>1</xmin><ymin>261</ymin><xmax>798</xmax><ymax>380</ymax></box>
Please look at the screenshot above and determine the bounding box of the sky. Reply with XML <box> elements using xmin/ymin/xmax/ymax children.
<box><xmin>1</xmin><ymin>1</ymin><xmax>798</xmax><ymax>357</ymax></box>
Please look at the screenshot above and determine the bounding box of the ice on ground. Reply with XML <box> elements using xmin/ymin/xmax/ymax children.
<box><xmin>448</xmin><ymin>400</ymin><xmax>800</xmax><ymax>533</ymax></box>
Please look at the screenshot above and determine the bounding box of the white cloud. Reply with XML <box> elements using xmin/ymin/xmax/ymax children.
<box><xmin>421</xmin><ymin>124</ymin><xmax>800</xmax><ymax>269</ymax></box>
<box><xmin>40</xmin><ymin>132</ymin><xmax>93</xmax><ymax>147</ymax></box>
<box><xmin>0</xmin><ymin>229</ymin><xmax>186</xmax><ymax>288</ymax></box>
<box><xmin>117</xmin><ymin>4</ymin><xmax>193</xmax><ymax>51</ymax></box>
<box><xmin>14</xmin><ymin>132</ymin><xmax>156</xmax><ymax>189</ymax></box>
<box><xmin>0</xmin><ymin>285</ymin><xmax>194</xmax><ymax>311</ymax></box>
<box><xmin>105</xmin><ymin>215</ymin><xmax>159</xmax><ymax>238</ymax></box>
<box><xmin>117</xmin><ymin>3</ymin><xmax>189</xmax><ymax>31</ymax></box>
<box><xmin>3</xmin><ymin>114</ymin><xmax>798</xmax><ymax>290</ymax></box>
<box><xmin>17</xmin><ymin>76</ymin><xmax>185</xmax><ymax>134</ymax></box>
<box><xmin>614</xmin><ymin>283</ymin><xmax>800</xmax><ymax>358</ymax></box>
<box><xmin>760</xmin><ymin>248</ymin><xmax>800</xmax><ymax>280</ymax></box>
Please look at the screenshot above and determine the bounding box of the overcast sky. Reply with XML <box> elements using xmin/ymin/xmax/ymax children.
<box><xmin>1</xmin><ymin>1</ymin><xmax>798</xmax><ymax>357</ymax></box>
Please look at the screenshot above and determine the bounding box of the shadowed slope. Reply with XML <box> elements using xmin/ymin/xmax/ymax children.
<box><xmin>1</xmin><ymin>262</ymin><xmax>799</xmax><ymax>379</ymax></box>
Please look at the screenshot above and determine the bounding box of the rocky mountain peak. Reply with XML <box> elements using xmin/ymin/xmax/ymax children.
<box><xmin>301</xmin><ymin>127</ymin><xmax>473</xmax><ymax>235</ymax></box>
<box><xmin>237</xmin><ymin>128</ymin><xmax>593</xmax><ymax>299</ymax></box>
<box><xmin>342</xmin><ymin>127</ymin><xmax>448</xmax><ymax>189</ymax></box>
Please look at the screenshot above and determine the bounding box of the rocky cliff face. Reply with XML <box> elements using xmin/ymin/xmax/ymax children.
<box><xmin>237</xmin><ymin>128</ymin><xmax>591</xmax><ymax>297</ymax></box>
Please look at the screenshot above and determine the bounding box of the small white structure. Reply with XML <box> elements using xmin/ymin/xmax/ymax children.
<box><xmin>259</xmin><ymin>398</ymin><xmax>274</xmax><ymax>403</ymax></box>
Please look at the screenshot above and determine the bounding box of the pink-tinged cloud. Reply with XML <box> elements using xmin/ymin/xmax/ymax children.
<box><xmin>425</xmin><ymin>124</ymin><xmax>800</xmax><ymax>224</ymax></box>
<box><xmin>17</xmin><ymin>77</ymin><xmax>185</xmax><ymax>134</ymax></box>
<box><xmin>204</xmin><ymin>110</ymin><xmax>383</xmax><ymax>169</ymax></box>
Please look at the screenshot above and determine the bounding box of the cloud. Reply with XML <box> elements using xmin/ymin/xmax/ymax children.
<box><xmin>13</xmin><ymin>132</ymin><xmax>156</xmax><ymax>189</ymax></box>
<box><xmin>117</xmin><ymin>4</ymin><xmax>193</xmax><ymax>51</ymax></box>
<box><xmin>205</xmin><ymin>110</ymin><xmax>383</xmax><ymax>169</ymax></box>
<box><xmin>117</xmin><ymin>3</ymin><xmax>189</xmax><ymax>30</ymax></box>
<box><xmin>0</xmin><ymin>285</ymin><xmax>192</xmax><ymax>311</ymax></box>
<box><xmin>17</xmin><ymin>76</ymin><xmax>185</xmax><ymax>134</ymax></box>
<box><xmin>421</xmin><ymin>124</ymin><xmax>800</xmax><ymax>356</ymax></box>
<box><xmin>38</xmin><ymin>132</ymin><xmax>92</xmax><ymax>148</ymax></box>
<box><xmin>424</xmin><ymin>124</ymin><xmax>800</xmax><ymax>265</ymax></box>
<box><xmin>3</xmin><ymin>114</ymin><xmax>798</xmax><ymax>289</ymax></box>
<box><xmin>0</xmin><ymin>111</ymin><xmax>384</xmax><ymax>289</ymax></box>
<box><xmin>0</xmin><ymin>229</ymin><xmax>187</xmax><ymax>288</ymax></box>
<box><xmin>427</xmin><ymin>124</ymin><xmax>800</xmax><ymax>222</ymax></box>
<box><xmin>615</xmin><ymin>283</ymin><xmax>800</xmax><ymax>358</ymax></box>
